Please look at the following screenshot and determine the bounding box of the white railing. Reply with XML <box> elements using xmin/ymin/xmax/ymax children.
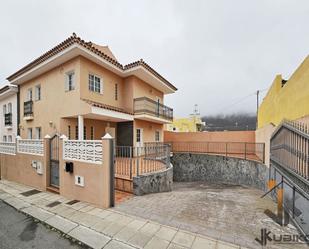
<box><xmin>63</xmin><ymin>140</ymin><xmax>103</xmax><ymax>164</ymax></box>
<box><xmin>17</xmin><ymin>139</ymin><xmax>44</xmax><ymax>156</ymax></box>
<box><xmin>0</xmin><ymin>142</ymin><xmax>16</xmax><ymax>155</ymax></box>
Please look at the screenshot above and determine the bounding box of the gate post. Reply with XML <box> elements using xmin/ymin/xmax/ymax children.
<box><xmin>102</xmin><ymin>133</ymin><xmax>115</xmax><ymax>208</ymax></box>
<box><xmin>44</xmin><ymin>134</ymin><xmax>51</xmax><ymax>189</ymax></box>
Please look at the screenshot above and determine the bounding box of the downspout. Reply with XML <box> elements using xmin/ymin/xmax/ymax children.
<box><xmin>17</xmin><ymin>85</ymin><xmax>20</xmax><ymax>136</ymax></box>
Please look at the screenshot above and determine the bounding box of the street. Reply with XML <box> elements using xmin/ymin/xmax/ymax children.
<box><xmin>0</xmin><ymin>200</ymin><xmax>84</xmax><ymax>249</ymax></box>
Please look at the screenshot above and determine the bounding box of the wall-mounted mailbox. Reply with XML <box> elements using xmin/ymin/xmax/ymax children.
<box><xmin>65</xmin><ymin>162</ymin><xmax>73</xmax><ymax>173</ymax></box>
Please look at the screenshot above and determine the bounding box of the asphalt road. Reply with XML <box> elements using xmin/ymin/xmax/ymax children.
<box><xmin>0</xmin><ymin>200</ymin><xmax>85</xmax><ymax>249</ymax></box>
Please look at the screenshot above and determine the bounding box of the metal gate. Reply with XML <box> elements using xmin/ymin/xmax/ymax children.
<box><xmin>50</xmin><ymin>134</ymin><xmax>60</xmax><ymax>187</ymax></box>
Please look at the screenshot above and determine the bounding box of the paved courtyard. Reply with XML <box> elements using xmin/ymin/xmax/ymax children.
<box><xmin>115</xmin><ymin>182</ymin><xmax>306</xmax><ymax>249</ymax></box>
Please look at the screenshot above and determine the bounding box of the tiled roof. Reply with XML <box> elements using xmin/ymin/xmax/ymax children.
<box><xmin>7</xmin><ymin>33</ymin><xmax>177</xmax><ymax>91</ymax></box>
<box><xmin>82</xmin><ymin>99</ymin><xmax>133</xmax><ymax>115</ymax></box>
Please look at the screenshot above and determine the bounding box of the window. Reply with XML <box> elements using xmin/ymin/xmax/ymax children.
<box><xmin>136</xmin><ymin>129</ymin><xmax>141</xmax><ymax>143</ymax></box>
<box><xmin>75</xmin><ymin>126</ymin><xmax>78</xmax><ymax>140</ymax></box>
<box><xmin>90</xmin><ymin>126</ymin><xmax>94</xmax><ymax>140</ymax></box>
<box><xmin>35</xmin><ymin>127</ymin><xmax>41</xmax><ymax>139</ymax></box>
<box><xmin>27</xmin><ymin>88</ymin><xmax>32</xmax><ymax>101</ymax></box>
<box><xmin>35</xmin><ymin>85</ymin><xmax>41</xmax><ymax>101</ymax></box>
<box><xmin>7</xmin><ymin>103</ymin><xmax>12</xmax><ymax>113</ymax></box>
<box><xmin>155</xmin><ymin>131</ymin><xmax>160</xmax><ymax>142</ymax></box>
<box><xmin>115</xmin><ymin>83</ymin><xmax>118</xmax><ymax>100</ymax></box>
<box><xmin>83</xmin><ymin>126</ymin><xmax>86</xmax><ymax>140</ymax></box>
<box><xmin>3</xmin><ymin>104</ymin><xmax>6</xmax><ymax>114</ymax></box>
<box><xmin>27</xmin><ymin>128</ymin><xmax>32</xmax><ymax>139</ymax></box>
<box><xmin>66</xmin><ymin>71</ymin><xmax>75</xmax><ymax>91</ymax></box>
<box><xmin>3</xmin><ymin>136</ymin><xmax>7</xmax><ymax>142</ymax></box>
<box><xmin>68</xmin><ymin>125</ymin><xmax>71</xmax><ymax>140</ymax></box>
<box><xmin>8</xmin><ymin>135</ymin><xmax>12</xmax><ymax>142</ymax></box>
<box><xmin>88</xmin><ymin>74</ymin><xmax>102</xmax><ymax>94</ymax></box>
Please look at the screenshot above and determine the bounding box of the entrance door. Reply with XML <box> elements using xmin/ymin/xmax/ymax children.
<box><xmin>50</xmin><ymin>134</ymin><xmax>60</xmax><ymax>187</ymax></box>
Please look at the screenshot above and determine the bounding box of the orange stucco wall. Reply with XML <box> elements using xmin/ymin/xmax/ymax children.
<box><xmin>164</xmin><ymin>131</ymin><xmax>256</xmax><ymax>143</ymax></box>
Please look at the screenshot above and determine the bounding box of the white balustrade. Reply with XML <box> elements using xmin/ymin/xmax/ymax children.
<box><xmin>0</xmin><ymin>142</ymin><xmax>16</xmax><ymax>155</ymax></box>
<box><xmin>17</xmin><ymin>139</ymin><xmax>44</xmax><ymax>156</ymax></box>
<box><xmin>63</xmin><ymin>140</ymin><xmax>103</xmax><ymax>164</ymax></box>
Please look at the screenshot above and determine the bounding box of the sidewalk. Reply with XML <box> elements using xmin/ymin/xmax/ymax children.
<box><xmin>0</xmin><ymin>180</ymin><xmax>244</xmax><ymax>249</ymax></box>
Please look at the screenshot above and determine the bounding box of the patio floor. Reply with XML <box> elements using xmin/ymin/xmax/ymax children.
<box><xmin>114</xmin><ymin>182</ymin><xmax>306</xmax><ymax>249</ymax></box>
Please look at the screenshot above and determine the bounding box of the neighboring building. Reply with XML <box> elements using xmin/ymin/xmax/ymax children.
<box><xmin>166</xmin><ymin>115</ymin><xmax>205</xmax><ymax>132</ymax></box>
<box><xmin>7</xmin><ymin>33</ymin><xmax>177</xmax><ymax>146</ymax></box>
<box><xmin>0</xmin><ymin>85</ymin><xmax>18</xmax><ymax>142</ymax></box>
<box><xmin>258</xmin><ymin>55</ymin><xmax>309</xmax><ymax>128</ymax></box>
<box><xmin>257</xmin><ymin>55</ymin><xmax>309</xmax><ymax>165</ymax></box>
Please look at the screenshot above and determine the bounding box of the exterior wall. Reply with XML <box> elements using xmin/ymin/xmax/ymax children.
<box><xmin>164</xmin><ymin>130</ymin><xmax>255</xmax><ymax>143</ymax></box>
<box><xmin>79</xmin><ymin>57</ymin><xmax>125</xmax><ymax>109</ymax></box>
<box><xmin>0</xmin><ymin>153</ymin><xmax>46</xmax><ymax>190</ymax></box>
<box><xmin>134</xmin><ymin>119</ymin><xmax>163</xmax><ymax>146</ymax></box>
<box><xmin>0</xmin><ymin>93</ymin><xmax>18</xmax><ymax>141</ymax></box>
<box><xmin>19</xmin><ymin>57</ymin><xmax>90</xmax><ymax>138</ymax></box>
<box><xmin>172</xmin><ymin>153</ymin><xmax>268</xmax><ymax>191</ymax></box>
<box><xmin>255</xmin><ymin>124</ymin><xmax>276</xmax><ymax>167</ymax></box>
<box><xmin>258</xmin><ymin>55</ymin><xmax>309</xmax><ymax>129</ymax></box>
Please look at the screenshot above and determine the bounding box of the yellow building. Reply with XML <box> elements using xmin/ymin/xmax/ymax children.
<box><xmin>166</xmin><ymin>115</ymin><xmax>205</xmax><ymax>132</ymax></box>
<box><xmin>256</xmin><ymin>55</ymin><xmax>309</xmax><ymax>166</ymax></box>
<box><xmin>258</xmin><ymin>55</ymin><xmax>309</xmax><ymax>129</ymax></box>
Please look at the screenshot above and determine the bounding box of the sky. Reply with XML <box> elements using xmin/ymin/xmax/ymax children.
<box><xmin>1</xmin><ymin>0</ymin><xmax>309</xmax><ymax>117</ymax></box>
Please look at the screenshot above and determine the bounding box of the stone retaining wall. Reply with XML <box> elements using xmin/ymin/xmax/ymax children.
<box><xmin>172</xmin><ymin>153</ymin><xmax>268</xmax><ymax>191</ymax></box>
<box><xmin>133</xmin><ymin>165</ymin><xmax>173</xmax><ymax>196</ymax></box>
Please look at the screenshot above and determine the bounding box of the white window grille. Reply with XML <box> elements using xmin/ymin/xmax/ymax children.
<box><xmin>63</xmin><ymin>140</ymin><xmax>102</xmax><ymax>164</ymax></box>
<box><xmin>17</xmin><ymin>139</ymin><xmax>44</xmax><ymax>156</ymax></box>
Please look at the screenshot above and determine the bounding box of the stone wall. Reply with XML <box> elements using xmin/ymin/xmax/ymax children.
<box><xmin>133</xmin><ymin>165</ymin><xmax>173</xmax><ymax>196</ymax></box>
<box><xmin>172</xmin><ymin>153</ymin><xmax>268</xmax><ymax>191</ymax></box>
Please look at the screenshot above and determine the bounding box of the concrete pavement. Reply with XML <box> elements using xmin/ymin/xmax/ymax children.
<box><xmin>0</xmin><ymin>179</ymin><xmax>244</xmax><ymax>249</ymax></box>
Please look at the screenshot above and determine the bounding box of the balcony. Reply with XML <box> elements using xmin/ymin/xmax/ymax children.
<box><xmin>23</xmin><ymin>100</ymin><xmax>33</xmax><ymax>121</ymax></box>
<box><xmin>4</xmin><ymin>113</ymin><xmax>12</xmax><ymax>127</ymax></box>
<box><xmin>134</xmin><ymin>97</ymin><xmax>173</xmax><ymax>123</ymax></box>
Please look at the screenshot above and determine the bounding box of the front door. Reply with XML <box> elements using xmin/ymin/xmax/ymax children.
<box><xmin>50</xmin><ymin>134</ymin><xmax>60</xmax><ymax>187</ymax></box>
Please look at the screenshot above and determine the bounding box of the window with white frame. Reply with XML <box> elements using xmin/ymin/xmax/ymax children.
<box><xmin>65</xmin><ymin>71</ymin><xmax>75</xmax><ymax>91</ymax></box>
<box><xmin>35</xmin><ymin>85</ymin><xmax>41</xmax><ymax>101</ymax></box>
<box><xmin>3</xmin><ymin>104</ymin><xmax>6</xmax><ymax>114</ymax></box>
<box><xmin>3</xmin><ymin>136</ymin><xmax>7</xmax><ymax>142</ymax></box>
<box><xmin>7</xmin><ymin>103</ymin><xmax>12</xmax><ymax>113</ymax></box>
<box><xmin>27</xmin><ymin>88</ymin><xmax>32</xmax><ymax>101</ymax></box>
<box><xmin>35</xmin><ymin>127</ymin><xmax>41</xmax><ymax>139</ymax></box>
<box><xmin>27</xmin><ymin>128</ymin><xmax>32</xmax><ymax>139</ymax></box>
<box><xmin>8</xmin><ymin>135</ymin><xmax>12</xmax><ymax>142</ymax></box>
<box><xmin>155</xmin><ymin>130</ymin><xmax>160</xmax><ymax>142</ymax></box>
<box><xmin>136</xmin><ymin>129</ymin><xmax>141</xmax><ymax>143</ymax></box>
<box><xmin>88</xmin><ymin>74</ymin><xmax>102</xmax><ymax>94</ymax></box>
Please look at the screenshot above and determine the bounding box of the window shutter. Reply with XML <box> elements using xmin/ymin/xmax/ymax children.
<box><xmin>72</xmin><ymin>73</ymin><xmax>75</xmax><ymax>90</ymax></box>
<box><xmin>100</xmin><ymin>79</ymin><xmax>103</xmax><ymax>94</ymax></box>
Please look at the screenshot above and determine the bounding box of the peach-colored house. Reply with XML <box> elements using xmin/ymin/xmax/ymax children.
<box><xmin>7</xmin><ymin>33</ymin><xmax>177</xmax><ymax>146</ymax></box>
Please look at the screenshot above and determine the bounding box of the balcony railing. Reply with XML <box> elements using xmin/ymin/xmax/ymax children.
<box><xmin>134</xmin><ymin>97</ymin><xmax>173</xmax><ymax>121</ymax></box>
<box><xmin>24</xmin><ymin>100</ymin><xmax>33</xmax><ymax>116</ymax></box>
<box><xmin>4</xmin><ymin>113</ymin><xmax>12</xmax><ymax>126</ymax></box>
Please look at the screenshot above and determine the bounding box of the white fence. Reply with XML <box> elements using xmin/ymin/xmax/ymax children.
<box><xmin>0</xmin><ymin>142</ymin><xmax>16</xmax><ymax>155</ymax></box>
<box><xmin>63</xmin><ymin>140</ymin><xmax>103</xmax><ymax>164</ymax></box>
<box><xmin>17</xmin><ymin>139</ymin><xmax>44</xmax><ymax>156</ymax></box>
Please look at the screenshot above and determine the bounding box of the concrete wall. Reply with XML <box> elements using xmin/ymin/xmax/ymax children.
<box><xmin>164</xmin><ymin>130</ymin><xmax>255</xmax><ymax>143</ymax></box>
<box><xmin>172</xmin><ymin>153</ymin><xmax>268</xmax><ymax>191</ymax></box>
<box><xmin>133</xmin><ymin>165</ymin><xmax>173</xmax><ymax>196</ymax></box>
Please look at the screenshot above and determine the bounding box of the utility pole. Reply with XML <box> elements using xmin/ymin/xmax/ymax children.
<box><xmin>256</xmin><ymin>90</ymin><xmax>260</xmax><ymax>128</ymax></box>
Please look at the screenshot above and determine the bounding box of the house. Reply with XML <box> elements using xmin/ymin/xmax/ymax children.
<box><xmin>256</xmin><ymin>54</ymin><xmax>309</xmax><ymax>165</ymax></box>
<box><xmin>0</xmin><ymin>85</ymin><xmax>18</xmax><ymax>142</ymax></box>
<box><xmin>7</xmin><ymin>33</ymin><xmax>177</xmax><ymax>146</ymax></box>
<box><xmin>166</xmin><ymin>115</ymin><xmax>205</xmax><ymax>132</ymax></box>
